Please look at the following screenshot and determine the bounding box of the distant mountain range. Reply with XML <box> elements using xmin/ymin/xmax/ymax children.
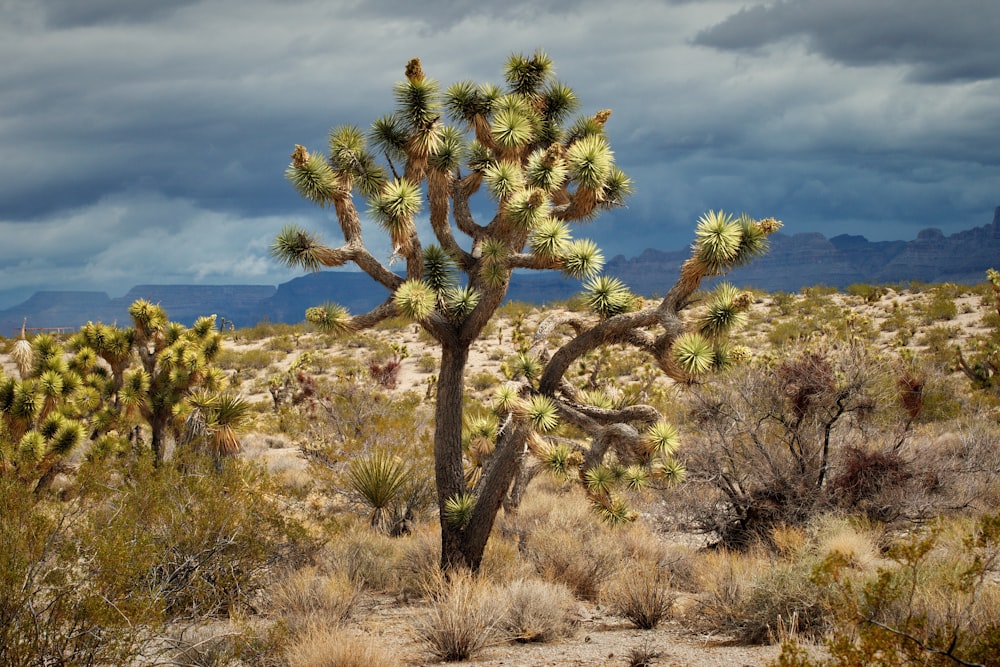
<box><xmin>3</xmin><ymin>207</ymin><xmax>999</xmax><ymax>336</ymax></box>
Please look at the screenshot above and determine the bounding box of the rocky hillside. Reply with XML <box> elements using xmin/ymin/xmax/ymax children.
<box><xmin>3</xmin><ymin>207</ymin><xmax>998</xmax><ymax>334</ymax></box>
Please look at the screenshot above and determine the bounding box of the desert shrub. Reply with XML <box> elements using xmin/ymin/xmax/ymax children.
<box><xmin>0</xmin><ymin>453</ymin><xmax>310</xmax><ymax>667</ymax></box>
<box><xmin>413</xmin><ymin>569</ymin><xmax>509</xmax><ymax>661</ymax></box>
<box><xmin>920</xmin><ymin>290</ymin><xmax>959</xmax><ymax>324</ymax></box>
<box><xmin>271</xmin><ymin>566</ymin><xmax>360</xmax><ymax>629</ymax></box>
<box><xmin>772</xmin><ymin>515</ymin><xmax>1000</xmax><ymax>666</ymax></box>
<box><xmin>681</xmin><ymin>339</ymin><xmax>933</xmax><ymax>548</ymax></box>
<box><xmin>415</xmin><ymin>352</ymin><xmax>438</xmax><ymax>373</ymax></box>
<box><xmin>86</xmin><ymin>453</ymin><xmax>313</xmax><ymax>619</ymax></box>
<box><xmin>845</xmin><ymin>283</ymin><xmax>886</xmax><ymax>303</ymax></box>
<box><xmin>468</xmin><ymin>369</ymin><xmax>500</xmax><ymax>391</ymax></box>
<box><xmin>604</xmin><ymin>559</ymin><xmax>676</xmax><ymax>629</ymax></box>
<box><xmin>285</xmin><ymin>621</ymin><xmax>403</xmax><ymax>667</ymax></box>
<box><xmin>215</xmin><ymin>346</ymin><xmax>282</xmax><ymax>370</ymax></box>
<box><xmin>829</xmin><ymin>445</ymin><xmax>911</xmax><ymax>522</ymax></box>
<box><xmin>500</xmin><ymin>578</ymin><xmax>579</xmax><ymax>642</ymax></box>
<box><xmin>695</xmin><ymin>517</ymin><xmax>880</xmax><ymax>645</ymax></box>
<box><xmin>395</xmin><ymin>526</ymin><xmax>443</xmax><ymax>599</ymax></box>
<box><xmin>768</xmin><ymin>319</ymin><xmax>809</xmax><ymax>346</ymax></box>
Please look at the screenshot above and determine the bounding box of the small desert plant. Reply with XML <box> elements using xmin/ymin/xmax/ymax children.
<box><xmin>625</xmin><ymin>638</ymin><xmax>663</xmax><ymax>667</ymax></box>
<box><xmin>285</xmin><ymin>621</ymin><xmax>403</xmax><ymax>667</ymax></box>
<box><xmin>604</xmin><ymin>559</ymin><xmax>676</xmax><ymax>629</ymax></box>
<box><xmin>500</xmin><ymin>578</ymin><xmax>579</xmax><ymax>642</ymax></box>
<box><xmin>413</xmin><ymin>569</ymin><xmax>510</xmax><ymax>661</ymax></box>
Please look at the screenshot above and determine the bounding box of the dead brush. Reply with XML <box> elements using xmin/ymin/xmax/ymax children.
<box><xmin>603</xmin><ymin>559</ymin><xmax>676</xmax><ymax>630</ymax></box>
<box><xmin>270</xmin><ymin>566</ymin><xmax>359</xmax><ymax>630</ymax></box>
<box><xmin>412</xmin><ymin>568</ymin><xmax>510</xmax><ymax>661</ymax></box>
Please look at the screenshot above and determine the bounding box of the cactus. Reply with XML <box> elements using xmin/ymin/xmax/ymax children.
<box><xmin>274</xmin><ymin>52</ymin><xmax>778</xmax><ymax>570</ymax></box>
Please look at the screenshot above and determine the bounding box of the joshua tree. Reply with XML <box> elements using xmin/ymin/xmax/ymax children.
<box><xmin>69</xmin><ymin>301</ymin><xmax>230</xmax><ymax>465</ymax></box>
<box><xmin>956</xmin><ymin>268</ymin><xmax>1000</xmax><ymax>392</ymax></box>
<box><xmin>0</xmin><ymin>333</ymin><xmax>85</xmax><ymax>494</ymax></box>
<box><xmin>275</xmin><ymin>51</ymin><xmax>779</xmax><ymax>570</ymax></box>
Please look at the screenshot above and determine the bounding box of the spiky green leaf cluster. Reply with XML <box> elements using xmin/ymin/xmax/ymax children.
<box><xmin>443</xmin><ymin>492</ymin><xmax>476</xmax><ymax>528</ymax></box>
<box><xmin>584</xmin><ymin>276</ymin><xmax>634</xmax><ymax>318</ymax></box>
<box><xmin>698</xmin><ymin>283</ymin><xmax>750</xmax><ymax>338</ymax></box>
<box><xmin>506</xmin><ymin>352</ymin><xmax>543</xmax><ymax>382</ymax></box>
<box><xmin>623</xmin><ymin>464</ymin><xmax>650</xmax><ymax>491</ymax></box>
<box><xmin>541</xmin><ymin>442</ymin><xmax>580</xmax><ymax>479</ymax></box>
<box><xmin>393</xmin><ymin>280</ymin><xmax>437</xmax><ymax>321</ymax></box>
<box><xmin>370</xmin><ymin>179</ymin><xmax>422</xmax><ymax>232</ymax></box>
<box><xmin>369</xmin><ymin>114</ymin><xmax>409</xmax><ymax>161</ymax></box>
<box><xmin>465</xmin><ymin>140</ymin><xmax>493</xmax><ymax>172</ymax></box>
<box><xmin>286</xmin><ymin>148</ymin><xmax>340</xmax><ymax>205</ymax></box>
<box><xmin>566</xmin><ymin>135</ymin><xmax>612</xmax><ymax>190</ymax></box>
<box><xmin>443</xmin><ymin>286</ymin><xmax>480</xmax><ymax>321</ymax></box>
<box><xmin>525</xmin><ymin>145</ymin><xmax>569</xmax><ymax>192</ymax></box>
<box><xmin>527</xmin><ymin>395</ymin><xmax>560</xmax><ymax>433</ymax></box>
<box><xmin>428</xmin><ymin>125</ymin><xmax>466</xmax><ymax>172</ymax></box>
<box><xmin>444</xmin><ymin>81</ymin><xmax>497</xmax><ymax>122</ymax></box>
<box><xmin>592</xmin><ymin>496</ymin><xmax>636</xmax><ymax>526</ymax></box>
<box><xmin>645</xmin><ymin>421</ymin><xmax>680</xmax><ymax>457</ymax></box>
<box><xmin>585</xmin><ymin>464</ymin><xmax>616</xmax><ymax>495</ymax></box>
<box><xmin>423</xmin><ymin>244</ymin><xmax>457</xmax><ymax>293</ymax></box>
<box><xmin>393</xmin><ymin>76</ymin><xmax>440</xmax><ymax>128</ymax></box>
<box><xmin>601</xmin><ymin>166</ymin><xmax>633</xmax><ymax>207</ymax></box>
<box><xmin>673</xmin><ymin>332</ymin><xmax>716</xmax><ymax>376</ymax></box>
<box><xmin>694</xmin><ymin>210</ymin><xmax>752</xmax><ymax>274</ymax></box>
<box><xmin>492</xmin><ymin>383</ymin><xmax>522</xmax><ymax>415</ymax></box>
<box><xmin>529</xmin><ymin>218</ymin><xmax>571</xmax><ymax>257</ymax></box>
<box><xmin>505</xmin><ymin>188</ymin><xmax>549</xmax><ymax>230</ymax></box>
<box><xmin>561</xmin><ymin>239</ymin><xmax>605</xmax><ymax>279</ymax></box>
<box><xmin>305</xmin><ymin>303</ymin><xmax>353</xmax><ymax>335</ymax></box>
<box><xmin>652</xmin><ymin>458</ymin><xmax>687</xmax><ymax>486</ymax></box>
<box><xmin>504</xmin><ymin>50</ymin><xmax>553</xmax><ymax>96</ymax></box>
<box><xmin>540</xmin><ymin>82</ymin><xmax>579</xmax><ymax>123</ymax></box>
<box><xmin>491</xmin><ymin>107</ymin><xmax>535</xmax><ymax>150</ymax></box>
<box><xmin>484</xmin><ymin>160</ymin><xmax>524</xmax><ymax>200</ymax></box>
<box><xmin>348</xmin><ymin>451</ymin><xmax>409</xmax><ymax>511</ymax></box>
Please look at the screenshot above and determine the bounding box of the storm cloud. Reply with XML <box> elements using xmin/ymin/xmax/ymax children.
<box><xmin>1</xmin><ymin>0</ymin><xmax>997</xmax><ymax>308</ymax></box>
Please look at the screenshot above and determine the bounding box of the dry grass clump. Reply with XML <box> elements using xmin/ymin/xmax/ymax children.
<box><xmin>328</xmin><ymin>527</ymin><xmax>405</xmax><ymax>591</ymax></box>
<box><xmin>270</xmin><ymin>566</ymin><xmax>359</xmax><ymax>629</ymax></box>
<box><xmin>693</xmin><ymin>516</ymin><xmax>884</xmax><ymax>644</ymax></box>
<box><xmin>412</xmin><ymin>569</ymin><xmax>509</xmax><ymax>661</ymax></box>
<box><xmin>603</xmin><ymin>559</ymin><xmax>676</xmax><ymax>629</ymax></box>
<box><xmin>395</xmin><ymin>525</ymin><xmax>443</xmax><ymax>599</ymax></box>
<box><xmin>501</xmin><ymin>578</ymin><xmax>580</xmax><ymax>642</ymax></box>
<box><xmin>285</xmin><ymin>622</ymin><xmax>402</xmax><ymax>667</ymax></box>
<box><xmin>518</xmin><ymin>488</ymin><xmax>624</xmax><ymax>600</ymax></box>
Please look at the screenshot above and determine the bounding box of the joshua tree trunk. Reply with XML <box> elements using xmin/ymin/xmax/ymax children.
<box><xmin>435</xmin><ymin>344</ymin><xmax>471</xmax><ymax>569</ymax></box>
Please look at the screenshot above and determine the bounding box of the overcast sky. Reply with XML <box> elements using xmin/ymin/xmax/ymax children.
<box><xmin>1</xmin><ymin>0</ymin><xmax>998</xmax><ymax>308</ymax></box>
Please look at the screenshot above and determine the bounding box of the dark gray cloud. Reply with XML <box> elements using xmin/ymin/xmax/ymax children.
<box><xmin>695</xmin><ymin>0</ymin><xmax>1000</xmax><ymax>83</ymax></box>
<box><xmin>37</xmin><ymin>0</ymin><xmax>201</xmax><ymax>28</ymax></box>
<box><xmin>0</xmin><ymin>0</ymin><xmax>997</xmax><ymax>308</ymax></box>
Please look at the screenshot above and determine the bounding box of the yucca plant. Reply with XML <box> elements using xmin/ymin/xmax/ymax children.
<box><xmin>274</xmin><ymin>51</ymin><xmax>778</xmax><ymax>570</ymax></box>
<box><xmin>348</xmin><ymin>451</ymin><xmax>410</xmax><ymax>533</ymax></box>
